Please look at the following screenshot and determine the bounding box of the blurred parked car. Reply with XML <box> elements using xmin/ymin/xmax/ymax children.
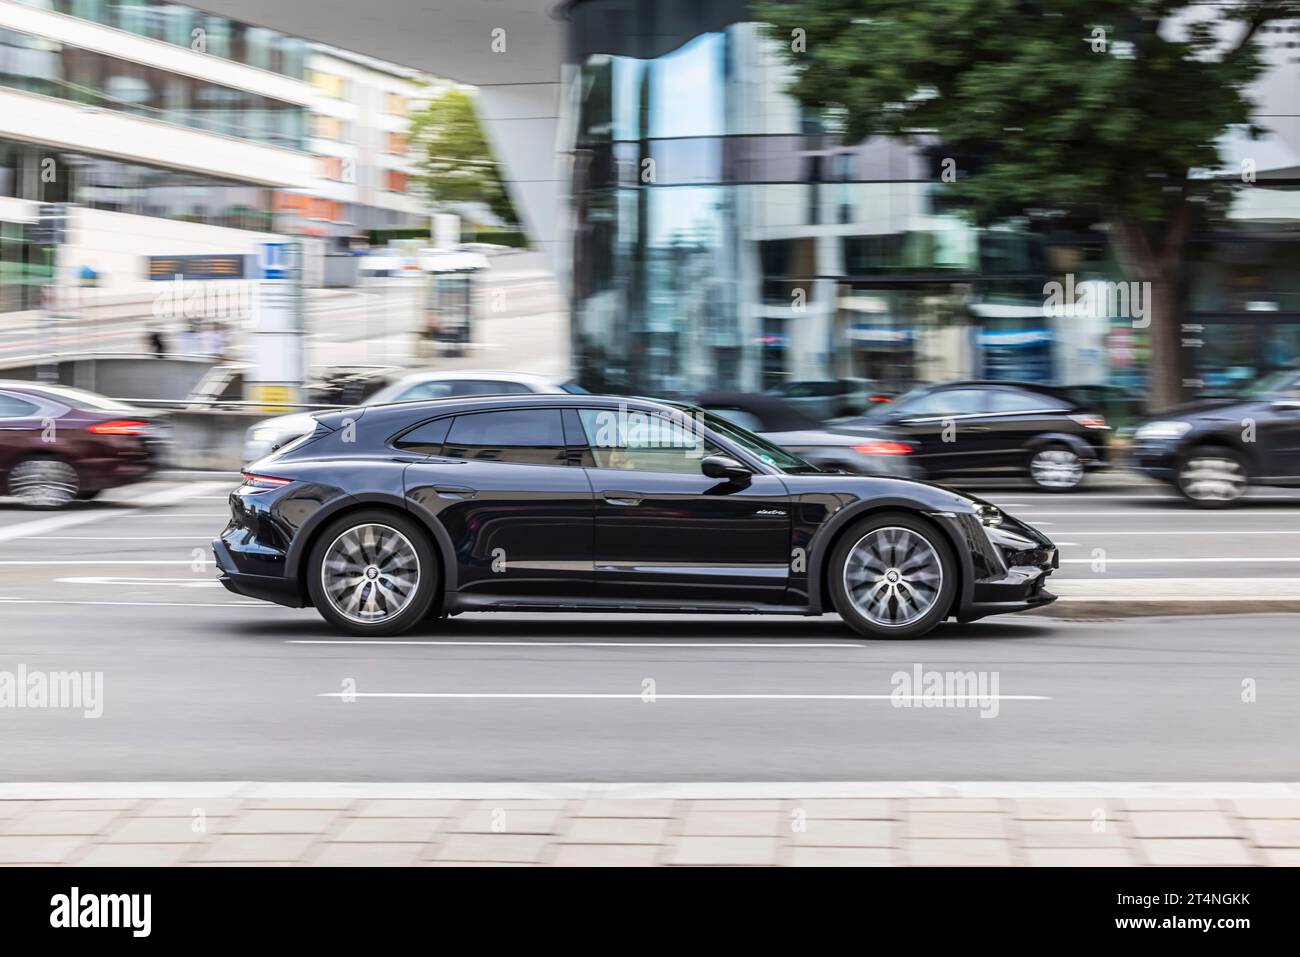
<box><xmin>836</xmin><ymin>380</ymin><xmax>1110</xmax><ymax>490</ymax></box>
<box><xmin>765</xmin><ymin>377</ymin><xmax>891</xmax><ymax>420</ymax></box>
<box><xmin>0</xmin><ymin>381</ymin><xmax>167</xmax><ymax>508</ymax></box>
<box><xmin>1131</xmin><ymin>367</ymin><xmax>1300</xmax><ymax>506</ymax></box>
<box><xmin>694</xmin><ymin>392</ymin><xmax>915</xmax><ymax>477</ymax></box>
<box><xmin>244</xmin><ymin>370</ymin><xmax>587</xmax><ymax>463</ymax></box>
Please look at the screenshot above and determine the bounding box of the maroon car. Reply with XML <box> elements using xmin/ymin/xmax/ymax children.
<box><xmin>0</xmin><ymin>381</ymin><xmax>167</xmax><ymax>508</ymax></box>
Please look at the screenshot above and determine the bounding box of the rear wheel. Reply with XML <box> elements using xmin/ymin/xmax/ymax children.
<box><xmin>7</xmin><ymin>457</ymin><xmax>79</xmax><ymax>509</ymax></box>
<box><xmin>306</xmin><ymin>510</ymin><xmax>439</xmax><ymax>636</ymax></box>
<box><xmin>1176</xmin><ymin>448</ymin><xmax>1247</xmax><ymax>507</ymax></box>
<box><xmin>829</xmin><ymin>512</ymin><xmax>957</xmax><ymax>639</ymax></box>
<box><xmin>1027</xmin><ymin>444</ymin><xmax>1084</xmax><ymax>491</ymax></box>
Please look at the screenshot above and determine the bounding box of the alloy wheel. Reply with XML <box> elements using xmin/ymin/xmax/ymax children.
<box><xmin>8</xmin><ymin>459</ymin><xmax>78</xmax><ymax>508</ymax></box>
<box><xmin>320</xmin><ymin>523</ymin><xmax>421</xmax><ymax>624</ymax></box>
<box><xmin>1179</xmin><ymin>455</ymin><xmax>1246</xmax><ymax>503</ymax></box>
<box><xmin>1029</xmin><ymin>447</ymin><xmax>1083</xmax><ymax>489</ymax></box>
<box><xmin>842</xmin><ymin>526</ymin><xmax>944</xmax><ymax>627</ymax></box>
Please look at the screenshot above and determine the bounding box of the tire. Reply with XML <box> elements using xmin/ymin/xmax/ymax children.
<box><xmin>7</xmin><ymin>457</ymin><xmax>79</xmax><ymax>509</ymax></box>
<box><xmin>829</xmin><ymin>512</ymin><xmax>958</xmax><ymax>639</ymax></box>
<box><xmin>75</xmin><ymin>489</ymin><xmax>102</xmax><ymax>501</ymax></box>
<box><xmin>1027</xmin><ymin>444</ymin><xmax>1085</xmax><ymax>491</ymax></box>
<box><xmin>1176</xmin><ymin>447</ymin><xmax>1248</xmax><ymax>508</ymax></box>
<box><xmin>306</xmin><ymin>509</ymin><xmax>440</xmax><ymax>636</ymax></box>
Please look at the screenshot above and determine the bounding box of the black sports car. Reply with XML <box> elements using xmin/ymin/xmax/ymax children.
<box><xmin>214</xmin><ymin>395</ymin><xmax>1058</xmax><ymax>639</ymax></box>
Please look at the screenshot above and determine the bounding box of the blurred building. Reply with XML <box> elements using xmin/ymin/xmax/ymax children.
<box><xmin>276</xmin><ymin>45</ymin><xmax>438</xmax><ymax>249</ymax></box>
<box><xmin>0</xmin><ymin>0</ymin><xmax>433</xmax><ymax>311</ymax></box>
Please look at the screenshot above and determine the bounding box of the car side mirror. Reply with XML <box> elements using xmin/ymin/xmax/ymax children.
<box><xmin>701</xmin><ymin>454</ymin><xmax>751</xmax><ymax>485</ymax></box>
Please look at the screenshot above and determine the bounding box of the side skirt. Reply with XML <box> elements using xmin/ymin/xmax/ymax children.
<box><xmin>446</xmin><ymin>593</ymin><xmax>820</xmax><ymax>617</ymax></box>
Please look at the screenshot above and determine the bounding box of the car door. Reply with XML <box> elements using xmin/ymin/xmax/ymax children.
<box><xmin>984</xmin><ymin>386</ymin><xmax>1073</xmax><ymax>471</ymax></box>
<box><xmin>401</xmin><ymin>408</ymin><xmax>594</xmax><ymax>598</ymax></box>
<box><xmin>885</xmin><ymin>387</ymin><xmax>998</xmax><ymax>477</ymax></box>
<box><xmin>0</xmin><ymin>390</ymin><xmax>44</xmax><ymax>483</ymax></box>
<box><xmin>1257</xmin><ymin>388</ymin><xmax>1300</xmax><ymax>481</ymax></box>
<box><xmin>570</xmin><ymin>407</ymin><xmax>792</xmax><ymax>604</ymax></box>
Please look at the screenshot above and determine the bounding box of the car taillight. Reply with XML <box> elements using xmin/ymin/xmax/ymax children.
<box><xmin>1069</xmin><ymin>414</ymin><xmax>1109</xmax><ymax>429</ymax></box>
<box><xmin>240</xmin><ymin>472</ymin><xmax>293</xmax><ymax>490</ymax></box>
<box><xmin>869</xmin><ymin>395</ymin><xmax>892</xmax><ymax>403</ymax></box>
<box><xmin>87</xmin><ymin>420</ymin><xmax>151</xmax><ymax>435</ymax></box>
<box><xmin>852</xmin><ymin>440</ymin><xmax>912</xmax><ymax>455</ymax></box>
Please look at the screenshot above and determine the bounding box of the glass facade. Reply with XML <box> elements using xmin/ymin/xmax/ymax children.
<box><xmin>563</xmin><ymin>0</ymin><xmax>1052</xmax><ymax>396</ymax></box>
<box><xmin>563</xmin><ymin>0</ymin><xmax>1300</xmax><ymax>398</ymax></box>
<box><xmin>0</xmin><ymin>26</ymin><xmax>307</xmax><ymax>149</ymax></box>
<box><xmin>15</xmin><ymin>0</ymin><xmax>308</xmax><ymax>78</ymax></box>
<box><xmin>0</xmin><ymin>138</ymin><xmax>277</xmax><ymax>231</ymax></box>
<box><xmin>0</xmin><ymin>220</ymin><xmax>51</xmax><ymax>313</ymax></box>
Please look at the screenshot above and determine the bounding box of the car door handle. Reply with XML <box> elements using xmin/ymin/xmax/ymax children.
<box><xmin>433</xmin><ymin>485</ymin><xmax>477</xmax><ymax>499</ymax></box>
<box><xmin>963</xmin><ymin>426</ymin><xmax>992</xmax><ymax>432</ymax></box>
<box><xmin>602</xmin><ymin>490</ymin><xmax>643</xmax><ymax>506</ymax></box>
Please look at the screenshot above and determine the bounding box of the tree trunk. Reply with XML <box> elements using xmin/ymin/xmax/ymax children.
<box><xmin>1145</xmin><ymin>268</ymin><xmax>1185</xmax><ymax>412</ymax></box>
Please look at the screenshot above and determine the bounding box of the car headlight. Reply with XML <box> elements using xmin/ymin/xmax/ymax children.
<box><xmin>250</xmin><ymin>428</ymin><xmax>279</xmax><ymax>442</ymax></box>
<box><xmin>975</xmin><ymin>504</ymin><xmax>1003</xmax><ymax>528</ymax></box>
<box><xmin>1135</xmin><ymin>420</ymin><xmax>1192</xmax><ymax>441</ymax></box>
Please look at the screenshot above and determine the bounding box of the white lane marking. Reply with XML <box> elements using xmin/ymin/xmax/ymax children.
<box><xmin>28</xmin><ymin>536</ymin><xmax>212</xmax><ymax>541</ymax></box>
<box><xmin>1060</xmin><ymin>557</ymin><xmax>1300</xmax><ymax>564</ymax></box>
<box><xmin>1</xmin><ymin>781</ymin><xmax>1296</xmax><ymax>800</ymax></box>
<box><xmin>1023</xmin><ymin>510</ymin><xmax>1300</xmax><ymax>517</ymax></box>
<box><xmin>1053</xmin><ymin>530</ymin><xmax>1300</xmax><ymax>536</ymax></box>
<box><xmin>290</xmin><ymin>640</ymin><xmax>863</xmax><ymax>648</ymax></box>
<box><xmin>319</xmin><ymin>692</ymin><xmax>1049</xmax><ymax>701</ymax></box>
<box><xmin>0</xmin><ymin>560</ymin><xmax>200</xmax><ymax>565</ymax></box>
<box><xmin>0</xmin><ymin>597</ymin><xmax>260</xmax><ymax>606</ymax></box>
<box><xmin>54</xmin><ymin>576</ymin><xmax>222</xmax><ymax>587</ymax></box>
<box><xmin>0</xmin><ymin>483</ymin><xmax>228</xmax><ymax>544</ymax></box>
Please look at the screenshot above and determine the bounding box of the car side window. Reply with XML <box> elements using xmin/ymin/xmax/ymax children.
<box><xmin>395</xmin><ymin>381</ymin><xmax>456</xmax><ymax>402</ymax></box>
<box><xmin>442</xmin><ymin>409</ymin><xmax>566</xmax><ymax>466</ymax></box>
<box><xmin>393</xmin><ymin>417</ymin><xmax>453</xmax><ymax>455</ymax></box>
<box><xmin>0</xmin><ymin>393</ymin><xmax>38</xmax><ymax>419</ymax></box>
<box><xmin>903</xmin><ymin>389</ymin><xmax>990</xmax><ymax>417</ymax></box>
<box><xmin>989</xmin><ymin>389</ymin><xmax>1055</xmax><ymax>413</ymax></box>
<box><xmin>449</xmin><ymin>380</ymin><xmax>535</xmax><ymax>396</ymax></box>
<box><xmin>577</xmin><ymin>408</ymin><xmax>722</xmax><ymax>474</ymax></box>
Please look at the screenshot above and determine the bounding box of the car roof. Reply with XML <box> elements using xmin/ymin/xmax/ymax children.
<box><xmin>390</xmin><ymin>369</ymin><xmax>564</xmax><ymax>386</ymax></box>
<box><xmin>363</xmin><ymin>392</ymin><xmax>670</xmax><ymax>416</ymax></box>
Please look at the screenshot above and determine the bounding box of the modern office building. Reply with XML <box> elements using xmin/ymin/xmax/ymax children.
<box><xmin>276</xmin><ymin>44</ymin><xmax>437</xmax><ymax>246</ymax></box>
<box><xmin>0</xmin><ymin>0</ymin><xmax>438</xmax><ymax>312</ymax></box>
<box><xmin>0</xmin><ymin>0</ymin><xmax>317</xmax><ymax>310</ymax></box>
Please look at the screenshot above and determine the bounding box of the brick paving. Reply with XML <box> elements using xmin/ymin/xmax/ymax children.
<box><xmin>0</xmin><ymin>792</ymin><xmax>1295</xmax><ymax>866</ymax></box>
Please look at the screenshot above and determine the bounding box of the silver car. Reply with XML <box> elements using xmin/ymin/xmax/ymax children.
<box><xmin>243</xmin><ymin>370</ymin><xmax>586</xmax><ymax>463</ymax></box>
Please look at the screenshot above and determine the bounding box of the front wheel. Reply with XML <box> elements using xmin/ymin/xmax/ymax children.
<box><xmin>1027</xmin><ymin>444</ymin><xmax>1085</xmax><ymax>491</ymax></box>
<box><xmin>306</xmin><ymin>510</ymin><xmax>439</xmax><ymax>636</ymax></box>
<box><xmin>1176</xmin><ymin>448</ymin><xmax>1247</xmax><ymax>507</ymax></box>
<box><xmin>829</xmin><ymin>513</ymin><xmax>958</xmax><ymax>639</ymax></box>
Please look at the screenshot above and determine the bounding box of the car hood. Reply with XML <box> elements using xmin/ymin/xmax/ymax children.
<box><xmin>1146</xmin><ymin>397</ymin><xmax>1264</xmax><ymax>422</ymax></box>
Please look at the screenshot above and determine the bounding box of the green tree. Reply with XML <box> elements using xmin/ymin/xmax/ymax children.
<box><xmin>410</xmin><ymin>87</ymin><xmax>517</xmax><ymax>225</ymax></box>
<box><xmin>759</xmin><ymin>0</ymin><xmax>1298</xmax><ymax>407</ymax></box>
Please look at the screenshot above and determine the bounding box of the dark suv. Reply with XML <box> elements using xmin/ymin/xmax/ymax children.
<box><xmin>1131</xmin><ymin>368</ymin><xmax>1300</xmax><ymax>506</ymax></box>
<box><xmin>836</xmin><ymin>381</ymin><xmax>1110</xmax><ymax>490</ymax></box>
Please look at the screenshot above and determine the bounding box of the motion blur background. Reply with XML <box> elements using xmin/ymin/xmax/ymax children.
<box><xmin>0</xmin><ymin>0</ymin><xmax>1296</xmax><ymax>438</ymax></box>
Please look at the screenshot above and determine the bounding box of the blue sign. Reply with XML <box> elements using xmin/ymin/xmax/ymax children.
<box><xmin>259</xmin><ymin>242</ymin><xmax>292</xmax><ymax>280</ymax></box>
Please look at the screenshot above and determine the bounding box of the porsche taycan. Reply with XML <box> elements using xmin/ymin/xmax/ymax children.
<box><xmin>213</xmin><ymin>395</ymin><xmax>1058</xmax><ymax>639</ymax></box>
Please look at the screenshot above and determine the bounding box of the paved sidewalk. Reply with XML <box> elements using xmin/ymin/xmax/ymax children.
<box><xmin>2</xmin><ymin>786</ymin><xmax>1297</xmax><ymax>866</ymax></box>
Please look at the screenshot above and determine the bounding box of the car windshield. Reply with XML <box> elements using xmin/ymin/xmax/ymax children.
<box><xmin>695</xmin><ymin>408</ymin><xmax>820</xmax><ymax>473</ymax></box>
<box><xmin>1230</xmin><ymin>368</ymin><xmax>1300</xmax><ymax>398</ymax></box>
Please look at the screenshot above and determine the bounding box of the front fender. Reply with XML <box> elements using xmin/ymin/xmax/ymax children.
<box><xmin>804</xmin><ymin>496</ymin><xmax>977</xmax><ymax>618</ymax></box>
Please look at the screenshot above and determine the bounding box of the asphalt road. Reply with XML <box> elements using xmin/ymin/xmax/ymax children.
<box><xmin>0</xmin><ymin>479</ymin><xmax>1298</xmax><ymax>782</ymax></box>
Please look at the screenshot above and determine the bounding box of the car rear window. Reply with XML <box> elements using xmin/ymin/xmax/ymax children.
<box><xmin>441</xmin><ymin>409</ymin><xmax>566</xmax><ymax>465</ymax></box>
